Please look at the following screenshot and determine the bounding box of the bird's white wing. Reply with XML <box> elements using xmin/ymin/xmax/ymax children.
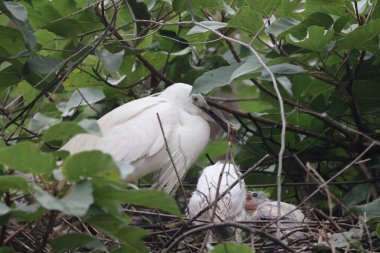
<box><xmin>154</xmin><ymin>111</ymin><xmax>210</xmax><ymax>193</ymax></box>
<box><xmin>187</xmin><ymin>162</ymin><xmax>245</xmax><ymax>223</ymax></box>
<box><xmin>61</xmin><ymin>96</ymin><xmax>166</xmax><ymax>154</ymax></box>
<box><xmin>254</xmin><ymin>201</ymin><xmax>305</xmax><ymax>221</ymax></box>
<box><xmin>97</xmin><ymin>96</ymin><xmax>166</xmax><ymax>135</ymax></box>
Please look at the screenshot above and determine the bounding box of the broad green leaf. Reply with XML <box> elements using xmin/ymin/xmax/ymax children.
<box><xmin>25</xmin><ymin>54</ymin><xmax>64</xmax><ymax>74</ymax></box>
<box><xmin>228</xmin><ymin>7</ymin><xmax>263</xmax><ymax>35</ymax></box>
<box><xmin>246</xmin><ymin>0</ymin><xmax>281</xmax><ymax>17</ymax></box>
<box><xmin>62</xmin><ymin>151</ymin><xmax>121</xmax><ymax>182</ymax></box>
<box><xmin>0</xmin><ymin>142</ymin><xmax>55</xmax><ymax>174</ymax></box>
<box><xmin>78</xmin><ymin>119</ymin><xmax>102</xmax><ymax>136</ymax></box>
<box><xmin>0</xmin><ymin>176</ymin><xmax>29</xmax><ymax>191</ymax></box>
<box><xmin>350</xmin><ymin>198</ymin><xmax>380</xmax><ymax>223</ymax></box>
<box><xmin>92</xmin><ymin>180</ymin><xmax>181</xmax><ymax>216</ymax></box>
<box><xmin>50</xmin><ymin>233</ymin><xmax>107</xmax><ymax>253</ymax></box>
<box><xmin>33</xmin><ymin>181</ymin><xmax>93</xmax><ymax>216</ymax></box>
<box><xmin>0</xmin><ymin>202</ymin><xmax>11</xmax><ymax>215</ymax></box>
<box><xmin>287</xmin><ymin>26</ymin><xmax>334</xmax><ymax>52</ymax></box>
<box><xmin>230</xmin><ymin>56</ymin><xmax>267</xmax><ymax>82</ymax></box>
<box><xmin>263</xmin><ymin>63</ymin><xmax>305</xmax><ymax>76</ymax></box>
<box><xmin>86</xmin><ymin>213</ymin><xmax>148</xmax><ymax>253</ymax></box>
<box><xmin>277</xmin><ymin>76</ymin><xmax>292</xmax><ymax>96</ymax></box>
<box><xmin>60</xmin><ymin>87</ymin><xmax>105</xmax><ymax>117</ymax></box>
<box><xmin>193</xmin><ymin>62</ymin><xmax>243</xmax><ymax>94</ymax></box>
<box><xmin>305</xmin><ymin>0</ymin><xmax>346</xmax><ymax>16</ymax></box>
<box><xmin>96</xmin><ymin>49</ymin><xmax>125</xmax><ymax>75</ymax></box>
<box><xmin>28</xmin><ymin>113</ymin><xmax>61</xmax><ymax>133</ymax></box>
<box><xmin>172</xmin><ymin>0</ymin><xmax>225</xmax><ymax>12</ymax></box>
<box><xmin>339</xmin><ymin>18</ymin><xmax>380</xmax><ymax>52</ymax></box>
<box><xmin>0</xmin><ymin>247</ymin><xmax>15</xmax><ymax>253</ymax></box>
<box><xmin>267</xmin><ymin>17</ymin><xmax>300</xmax><ymax>37</ymax></box>
<box><xmin>211</xmin><ymin>243</ymin><xmax>252</xmax><ymax>253</ymax></box>
<box><xmin>42</xmin><ymin>122</ymin><xmax>86</xmax><ymax>142</ymax></box>
<box><xmin>187</xmin><ymin>21</ymin><xmax>227</xmax><ymax>35</ymax></box>
<box><xmin>4</xmin><ymin>2</ymin><xmax>28</xmax><ymax>21</ymax></box>
<box><xmin>10</xmin><ymin>203</ymin><xmax>44</xmax><ymax>222</ymax></box>
<box><xmin>342</xmin><ymin>183</ymin><xmax>372</xmax><ymax>209</ymax></box>
<box><xmin>2</xmin><ymin>1</ymin><xmax>36</xmax><ymax>50</ymax></box>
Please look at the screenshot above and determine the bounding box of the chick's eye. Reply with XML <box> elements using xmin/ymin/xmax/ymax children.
<box><xmin>192</xmin><ymin>96</ymin><xmax>198</xmax><ymax>102</ymax></box>
<box><xmin>252</xmin><ymin>192</ymin><xmax>258</xmax><ymax>197</ymax></box>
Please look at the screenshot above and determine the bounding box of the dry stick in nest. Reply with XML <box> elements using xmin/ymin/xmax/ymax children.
<box><xmin>257</xmin><ymin>142</ymin><xmax>377</xmax><ymax>235</ymax></box>
<box><xmin>162</xmin><ymin>154</ymin><xmax>270</xmax><ymax>250</ymax></box>
<box><xmin>165</xmin><ymin>222</ymin><xmax>297</xmax><ymax>253</ymax></box>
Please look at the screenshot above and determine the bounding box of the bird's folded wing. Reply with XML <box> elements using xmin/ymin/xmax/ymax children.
<box><xmin>98</xmin><ymin>96</ymin><xmax>166</xmax><ymax>135</ymax></box>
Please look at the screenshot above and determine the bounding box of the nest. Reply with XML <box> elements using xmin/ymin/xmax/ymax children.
<box><xmin>3</xmin><ymin>204</ymin><xmax>379</xmax><ymax>252</ymax></box>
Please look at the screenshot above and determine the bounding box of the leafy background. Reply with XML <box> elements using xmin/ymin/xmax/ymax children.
<box><xmin>0</xmin><ymin>0</ymin><xmax>380</xmax><ymax>252</ymax></box>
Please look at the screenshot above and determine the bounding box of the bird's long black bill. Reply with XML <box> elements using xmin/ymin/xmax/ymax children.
<box><xmin>200</xmin><ymin>106</ymin><xmax>245</xmax><ymax>145</ymax></box>
<box><xmin>200</xmin><ymin>106</ymin><xmax>229</xmax><ymax>132</ymax></box>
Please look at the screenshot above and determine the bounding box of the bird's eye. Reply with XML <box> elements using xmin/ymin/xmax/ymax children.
<box><xmin>192</xmin><ymin>96</ymin><xmax>198</xmax><ymax>103</ymax></box>
<box><xmin>252</xmin><ymin>192</ymin><xmax>258</xmax><ymax>197</ymax></box>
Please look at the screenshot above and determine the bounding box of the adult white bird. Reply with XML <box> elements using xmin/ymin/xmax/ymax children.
<box><xmin>187</xmin><ymin>162</ymin><xmax>246</xmax><ymax>240</ymax></box>
<box><xmin>242</xmin><ymin>191</ymin><xmax>308</xmax><ymax>241</ymax></box>
<box><xmin>61</xmin><ymin>83</ymin><xmax>227</xmax><ymax>193</ymax></box>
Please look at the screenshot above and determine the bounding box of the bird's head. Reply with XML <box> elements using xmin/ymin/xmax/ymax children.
<box><xmin>245</xmin><ymin>191</ymin><xmax>269</xmax><ymax>211</ymax></box>
<box><xmin>161</xmin><ymin>83</ymin><xmax>229</xmax><ymax>130</ymax></box>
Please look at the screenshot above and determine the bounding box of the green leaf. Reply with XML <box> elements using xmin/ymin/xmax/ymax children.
<box><xmin>78</xmin><ymin>119</ymin><xmax>102</xmax><ymax>136</ymax></box>
<box><xmin>350</xmin><ymin>198</ymin><xmax>380</xmax><ymax>223</ymax></box>
<box><xmin>339</xmin><ymin>19</ymin><xmax>380</xmax><ymax>53</ymax></box>
<box><xmin>86</xmin><ymin>212</ymin><xmax>148</xmax><ymax>253</ymax></box>
<box><xmin>28</xmin><ymin>113</ymin><xmax>61</xmax><ymax>133</ymax></box>
<box><xmin>305</xmin><ymin>0</ymin><xmax>346</xmax><ymax>16</ymax></box>
<box><xmin>42</xmin><ymin>122</ymin><xmax>86</xmax><ymax>142</ymax></box>
<box><xmin>342</xmin><ymin>183</ymin><xmax>372</xmax><ymax>209</ymax></box>
<box><xmin>93</xmin><ymin>180</ymin><xmax>181</xmax><ymax>216</ymax></box>
<box><xmin>377</xmin><ymin>224</ymin><xmax>380</xmax><ymax>239</ymax></box>
<box><xmin>211</xmin><ymin>243</ymin><xmax>252</xmax><ymax>253</ymax></box>
<box><xmin>193</xmin><ymin>62</ymin><xmax>243</xmax><ymax>94</ymax></box>
<box><xmin>187</xmin><ymin>21</ymin><xmax>227</xmax><ymax>35</ymax></box>
<box><xmin>10</xmin><ymin>203</ymin><xmax>44</xmax><ymax>222</ymax></box>
<box><xmin>62</xmin><ymin>151</ymin><xmax>121</xmax><ymax>182</ymax></box>
<box><xmin>229</xmin><ymin>56</ymin><xmax>267</xmax><ymax>82</ymax></box>
<box><xmin>96</xmin><ymin>49</ymin><xmax>125</xmax><ymax>75</ymax></box>
<box><xmin>0</xmin><ymin>247</ymin><xmax>15</xmax><ymax>253</ymax></box>
<box><xmin>25</xmin><ymin>54</ymin><xmax>64</xmax><ymax>74</ymax></box>
<box><xmin>50</xmin><ymin>233</ymin><xmax>108</xmax><ymax>253</ymax></box>
<box><xmin>33</xmin><ymin>181</ymin><xmax>93</xmax><ymax>216</ymax></box>
<box><xmin>172</xmin><ymin>0</ymin><xmax>225</xmax><ymax>12</ymax></box>
<box><xmin>0</xmin><ymin>176</ymin><xmax>29</xmax><ymax>191</ymax></box>
<box><xmin>4</xmin><ymin>2</ymin><xmax>28</xmax><ymax>21</ymax></box>
<box><xmin>0</xmin><ymin>142</ymin><xmax>55</xmax><ymax>175</ymax></box>
<box><xmin>0</xmin><ymin>202</ymin><xmax>11</xmax><ymax>215</ymax></box>
<box><xmin>267</xmin><ymin>17</ymin><xmax>300</xmax><ymax>37</ymax></box>
<box><xmin>60</xmin><ymin>87</ymin><xmax>105</xmax><ymax>117</ymax></box>
<box><xmin>228</xmin><ymin>7</ymin><xmax>264</xmax><ymax>35</ymax></box>
<box><xmin>264</xmin><ymin>63</ymin><xmax>305</xmax><ymax>76</ymax></box>
<box><xmin>287</xmin><ymin>26</ymin><xmax>334</xmax><ymax>52</ymax></box>
<box><xmin>246</xmin><ymin>0</ymin><xmax>281</xmax><ymax>17</ymax></box>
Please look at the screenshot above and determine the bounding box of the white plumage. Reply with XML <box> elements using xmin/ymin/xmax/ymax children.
<box><xmin>61</xmin><ymin>83</ymin><xmax>217</xmax><ymax>193</ymax></box>
<box><xmin>187</xmin><ymin>162</ymin><xmax>246</xmax><ymax>224</ymax></box>
<box><xmin>242</xmin><ymin>191</ymin><xmax>308</xmax><ymax>240</ymax></box>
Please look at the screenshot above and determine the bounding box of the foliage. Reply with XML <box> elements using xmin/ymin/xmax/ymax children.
<box><xmin>0</xmin><ymin>0</ymin><xmax>380</xmax><ymax>252</ymax></box>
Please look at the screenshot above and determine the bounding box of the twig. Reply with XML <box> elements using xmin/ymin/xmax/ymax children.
<box><xmin>156</xmin><ymin>113</ymin><xmax>188</xmax><ymax>202</ymax></box>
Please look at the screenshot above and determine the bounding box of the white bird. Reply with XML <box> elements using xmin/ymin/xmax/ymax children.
<box><xmin>187</xmin><ymin>162</ymin><xmax>246</xmax><ymax>240</ymax></box>
<box><xmin>242</xmin><ymin>191</ymin><xmax>308</xmax><ymax>241</ymax></box>
<box><xmin>61</xmin><ymin>83</ymin><xmax>227</xmax><ymax>193</ymax></box>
